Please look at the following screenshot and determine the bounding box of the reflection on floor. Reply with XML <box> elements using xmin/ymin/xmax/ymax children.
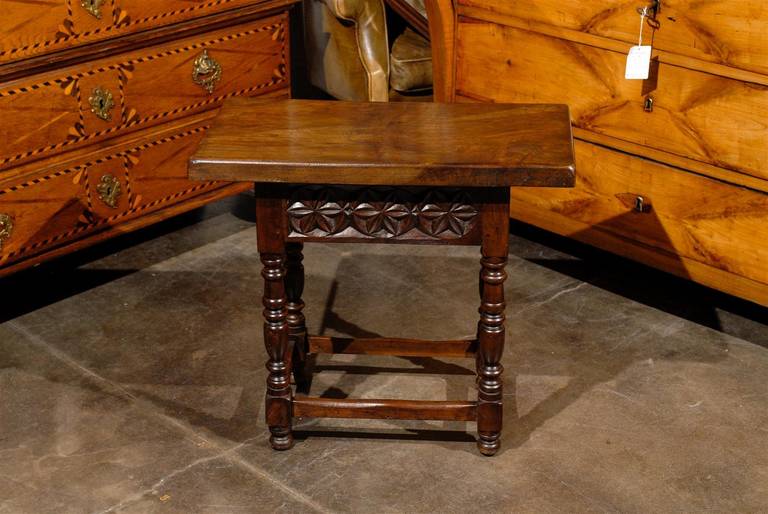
<box><xmin>1</xmin><ymin>193</ymin><xmax>766</xmax><ymax>513</ymax></box>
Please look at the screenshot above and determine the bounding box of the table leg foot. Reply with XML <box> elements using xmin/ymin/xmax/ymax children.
<box><xmin>477</xmin><ymin>433</ymin><xmax>501</xmax><ymax>456</ymax></box>
<box><xmin>269</xmin><ymin>428</ymin><xmax>295</xmax><ymax>451</ymax></box>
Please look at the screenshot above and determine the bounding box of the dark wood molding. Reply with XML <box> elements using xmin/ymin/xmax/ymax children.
<box><xmin>385</xmin><ymin>0</ymin><xmax>430</xmax><ymax>39</ymax></box>
<box><xmin>286</xmin><ymin>186</ymin><xmax>481</xmax><ymax>243</ymax></box>
<box><xmin>426</xmin><ymin>0</ymin><xmax>457</xmax><ymax>102</ymax></box>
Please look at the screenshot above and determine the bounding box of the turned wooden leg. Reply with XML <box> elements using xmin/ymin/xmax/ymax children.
<box><xmin>285</xmin><ymin>242</ymin><xmax>311</xmax><ymax>393</ymax></box>
<box><xmin>257</xmin><ymin>192</ymin><xmax>293</xmax><ymax>450</ymax></box>
<box><xmin>476</xmin><ymin>190</ymin><xmax>510</xmax><ymax>456</ymax></box>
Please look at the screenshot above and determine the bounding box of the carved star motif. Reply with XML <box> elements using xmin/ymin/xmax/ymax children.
<box><xmin>287</xmin><ymin>190</ymin><xmax>350</xmax><ymax>235</ymax></box>
<box><xmin>288</xmin><ymin>187</ymin><xmax>478</xmax><ymax>239</ymax></box>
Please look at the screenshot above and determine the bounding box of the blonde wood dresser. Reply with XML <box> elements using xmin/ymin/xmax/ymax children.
<box><xmin>428</xmin><ymin>0</ymin><xmax>768</xmax><ymax>306</ymax></box>
<box><xmin>0</xmin><ymin>0</ymin><xmax>297</xmax><ymax>275</ymax></box>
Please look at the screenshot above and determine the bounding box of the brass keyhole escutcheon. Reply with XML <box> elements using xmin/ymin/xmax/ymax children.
<box><xmin>644</xmin><ymin>96</ymin><xmax>654</xmax><ymax>112</ymax></box>
<box><xmin>89</xmin><ymin>86</ymin><xmax>115</xmax><ymax>121</ymax></box>
<box><xmin>96</xmin><ymin>174</ymin><xmax>122</xmax><ymax>208</ymax></box>
<box><xmin>192</xmin><ymin>50</ymin><xmax>223</xmax><ymax>94</ymax></box>
<box><xmin>0</xmin><ymin>213</ymin><xmax>13</xmax><ymax>252</ymax></box>
<box><xmin>81</xmin><ymin>0</ymin><xmax>104</xmax><ymax>19</ymax></box>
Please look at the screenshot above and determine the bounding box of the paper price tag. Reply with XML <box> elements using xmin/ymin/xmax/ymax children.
<box><xmin>625</xmin><ymin>45</ymin><xmax>652</xmax><ymax>80</ymax></box>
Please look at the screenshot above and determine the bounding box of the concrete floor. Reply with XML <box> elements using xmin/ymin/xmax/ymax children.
<box><xmin>1</xmin><ymin>193</ymin><xmax>767</xmax><ymax>513</ymax></box>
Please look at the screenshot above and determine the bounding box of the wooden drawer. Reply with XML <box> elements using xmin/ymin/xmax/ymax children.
<box><xmin>0</xmin><ymin>13</ymin><xmax>288</xmax><ymax>171</ymax></box>
<box><xmin>511</xmin><ymin>140</ymin><xmax>768</xmax><ymax>289</ymax></box>
<box><xmin>458</xmin><ymin>0</ymin><xmax>768</xmax><ymax>77</ymax></box>
<box><xmin>0</xmin><ymin>0</ymin><xmax>264</xmax><ymax>64</ymax></box>
<box><xmin>456</xmin><ymin>21</ymin><xmax>768</xmax><ymax>183</ymax></box>
<box><xmin>0</xmin><ymin>116</ymin><xmax>229</xmax><ymax>268</ymax></box>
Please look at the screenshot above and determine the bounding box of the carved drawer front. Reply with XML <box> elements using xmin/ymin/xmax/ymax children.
<box><xmin>459</xmin><ymin>0</ymin><xmax>768</xmax><ymax>76</ymax></box>
<box><xmin>511</xmin><ymin>140</ymin><xmax>768</xmax><ymax>287</ymax></box>
<box><xmin>0</xmin><ymin>120</ymin><xmax>222</xmax><ymax>267</ymax></box>
<box><xmin>456</xmin><ymin>22</ymin><xmax>768</xmax><ymax>183</ymax></box>
<box><xmin>0</xmin><ymin>0</ymin><xmax>261</xmax><ymax>64</ymax></box>
<box><xmin>0</xmin><ymin>13</ymin><xmax>288</xmax><ymax>172</ymax></box>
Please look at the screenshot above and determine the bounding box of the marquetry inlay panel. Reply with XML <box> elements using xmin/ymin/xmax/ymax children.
<box><xmin>0</xmin><ymin>15</ymin><xmax>288</xmax><ymax>171</ymax></box>
<box><xmin>0</xmin><ymin>0</ymin><xmax>261</xmax><ymax>64</ymax></box>
<box><xmin>0</xmin><ymin>1</ymin><xmax>295</xmax><ymax>276</ymax></box>
<box><xmin>0</xmin><ymin>124</ymin><xmax>219</xmax><ymax>265</ymax></box>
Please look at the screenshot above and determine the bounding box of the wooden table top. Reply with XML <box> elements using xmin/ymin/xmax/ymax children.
<box><xmin>189</xmin><ymin>99</ymin><xmax>575</xmax><ymax>187</ymax></box>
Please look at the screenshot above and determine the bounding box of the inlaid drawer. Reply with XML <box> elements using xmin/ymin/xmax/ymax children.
<box><xmin>456</xmin><ymin>21</ymin><xmax>768</xmax><ymax>183</ymax></box>
<box><xmin>511</xmin><ymin>140</ymin><xmax>768</xmax><ymax>287</ymax></box>
<box><xmin>0</xmin><ymin>13</ymin><xmax>288</xmax><ymax>171</ymax></box>
<box><xmin>458</xmin><ymin>0</ymin><xmax>768</xmax><ymax>77</ymax></box>
<box><xmin>0</xmin><ymin>0</ymin><xmax>263</xmax><ymax>64</ymax></box>
<box><xmin>0</xmin><ymin>118</ymin><xmax>227</xmax><ymax>268</ymax></box>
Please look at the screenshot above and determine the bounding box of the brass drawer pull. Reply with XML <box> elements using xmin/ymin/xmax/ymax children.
<box><xmin>96</xmin><ymin>174</ymin><xmax>122</xmax><ymax>208</ymax></box>
<box><xmin>192</xmin><ymin>50</ymin><xmax>222</xmax><ymax>94</ymax></box>
<box><xmin>0</xmin><ymin>213</ymin><xmax>13</xmax><ymax>251</ymax></box>
<box><xmin>633</xmin><ymin>195</ymin><xmax>652</xmax><ymax>213</ymax></box>
<box><xmin>616</xmin><ymin>193</ymin><xmax>652</xmax><ymax>213</ymax></box>
<box><xmin>89</xmin><ymin>86</ymin><xmax>115</xmax><ymax>121</ymax></box>
<box><xmin>81</xmin><ymin>0</ymin><xmax>104</xmax><ymax>19</ymax></box>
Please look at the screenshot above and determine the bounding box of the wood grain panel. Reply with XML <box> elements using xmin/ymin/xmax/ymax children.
<box><xmin>124</xmin><ymin>16</ymin><xmax>287</xmax><ymax>125</ymax></box>
<box><xmin>458</xmin><ymin>0</ymin><xmax>768</xmax><ymax>77</ymax></box>
<box><xmin>0</xmin><ymin>165</ymin><xmax>88</xmax><ymax>264</ymax></box>
<box><xmin>426</xmin><ymin>0</ymin><xmax>457</xmax><ymax>102</ymax></box>
<box><xmin>127</xmin><ymin>126</ymin><xmax>216</xmax><ymax>209</ymax></box>
<box><xmin>511</xmin><ymin>140</ymin><xmax>768</xmax><ymax>290</ymax></box>
<box><xmin>0</xmin><ymin>0</ymin><xmax>261</xmax><ymax>64</ymax></box>
<box><xmin>0</xmin><ymin>13</ymin><xmax>288</xmax><ymax>171</ymax></box>
<box><xmin>456</xmin><ymin>21</ymin><xmax>768</xmax><ymax>183</ymax></box>
<box><xmin>190</xmin><ymin>99</ymin><xmax>575</xmax><ymax>187</ymax></box>
<box><xmin>0</xmin><ymin>115</ymin><xmax>236</xmax><ymax>268</ymax></box>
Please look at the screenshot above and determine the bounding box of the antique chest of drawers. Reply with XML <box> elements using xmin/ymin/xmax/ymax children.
<box><xmin>428</xmin><ymin>0</ymin><xmax>768</xmax><ymax>305</ymax></box>
<box><xmin>0</xmin><ymin>0</ymin><xmax>298</xmax><ymax>275</ymax></box>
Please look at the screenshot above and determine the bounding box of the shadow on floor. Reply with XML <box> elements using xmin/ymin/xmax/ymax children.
<box><xmin>509</xmin><ymin>218</ymin><xmax>768</xmax><ymax>348</ymax></box>
<box><xmin>2</xmin><ymin>196</ymin><xmax>764</xmax><ymax>454</ymax></box>
<box><xmin>289</xmin><ymin>248</ymin><xmax>731</xmax><ymax>455</ymax></box>
<box><xmin>0</xmin><ymin>193</ymin><xmax>255</xmax><ymax>324</ymax></box>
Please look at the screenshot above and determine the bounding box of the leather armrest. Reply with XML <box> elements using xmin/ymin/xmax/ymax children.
<box><xmin>306</xmin><ymin>0</ymin><xmax>390</xmax><ymax>101</ymax></box>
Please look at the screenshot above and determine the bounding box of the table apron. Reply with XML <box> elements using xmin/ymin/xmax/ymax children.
<box><xmin>255</xmin><ymin>184</ymin><xmax>510</xmax><ymax>246</ymax></box>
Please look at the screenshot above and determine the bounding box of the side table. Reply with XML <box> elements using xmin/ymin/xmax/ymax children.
<box><xmin>189</xmin><ymin>99</ymin><xmax>575</xmax><ymax>455</ymax></box>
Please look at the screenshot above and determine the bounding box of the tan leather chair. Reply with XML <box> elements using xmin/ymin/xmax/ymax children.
<box><xmin>304</xmin><ymin>0</ymin><xmax>432</xmax><ymax>102</ymax></box>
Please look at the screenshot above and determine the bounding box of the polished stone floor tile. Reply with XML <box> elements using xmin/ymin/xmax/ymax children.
<box><xmin>0</xmin><ymin>326</ymin><xmax>233</xmax><ymax>514</ymax></box>
<box><xmin>1</xmin><ymin>194</ymin><xmax>766</xmax><ymax>513</ymax></box>
<box><xmin>113</xmin><ymin>452</ymin><xmax>322</xmax><ymax>514</ymax></box>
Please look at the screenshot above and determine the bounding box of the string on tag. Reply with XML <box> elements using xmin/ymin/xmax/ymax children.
<box><xmin>626</xmin><ymin>6</ymin><xmax>653</xmax><ymax>79</ymax></box>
